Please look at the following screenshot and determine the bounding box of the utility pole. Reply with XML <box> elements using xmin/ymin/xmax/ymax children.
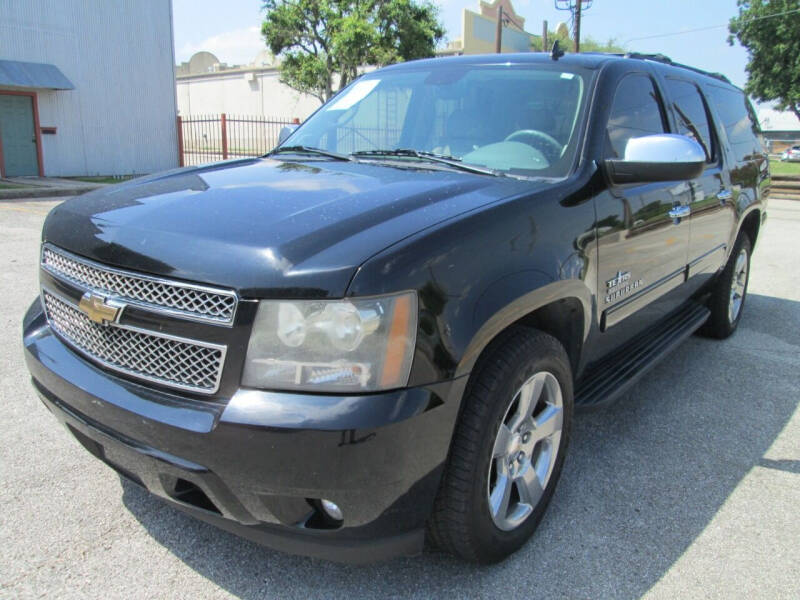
<box><xmin>554</xmin><ymin>0</ymin><xmax>592</xmax><ymax>53</ymax></box>
<box><xmin>542</xmin><ymin>19</ymin><xmax>548</xmax><ymax>51</ymax></box>
<box><xmin>495</xmin><ymin>5</ymin><xmax>504</xmax><ymax>53</ymax></box>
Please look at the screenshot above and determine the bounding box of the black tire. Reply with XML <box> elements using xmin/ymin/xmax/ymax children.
<box><xmin>701</xmin><ymin>233</ymin><xmax>752</xmax><ymax>339</ymax></box>
<box><xmin>427</xmin><ymin>327</ymin><xmax>573</xmax><ymax>563</ymax></box>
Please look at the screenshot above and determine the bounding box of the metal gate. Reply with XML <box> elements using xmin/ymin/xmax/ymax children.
<box><xmin>177</xmin><ymin>114</ymin><xmax>298</xmax><ymax>166</ymax></box>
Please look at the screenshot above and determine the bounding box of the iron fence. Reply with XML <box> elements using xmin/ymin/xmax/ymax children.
<box><xmin>177</xmin><ymin>114</ymin><xmax>298</xmax><ymax>166</ymax></box>
<box><xmin>331</xmin><ymin>126</ymin><xmax>403</xmax><ymax>155</ymax></box>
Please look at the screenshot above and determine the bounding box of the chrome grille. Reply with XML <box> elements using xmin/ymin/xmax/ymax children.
<box><xmin>41</xmin><ymin>245</ymin><xmax>237</xmax><ymax>324</ymax></box>
<box><xmin>42</xmin><ymin>290</ymin><xmax>225</xmax><ymax>394</ymax></box>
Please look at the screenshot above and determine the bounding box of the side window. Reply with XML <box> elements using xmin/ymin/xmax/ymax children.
<box><xmin>605</xmin><ymin>74</ymin><xmax>666</xmax><ymax>159</ymax></box>
<box><xmin>664</xmin><ymin>78</ymin><xmax>715</xmax><ymax>162</ymax></box>
<box><xmin>706</xmin><ymin>85</ymin><xmax>762</xmax><ymax>163</ymax></box>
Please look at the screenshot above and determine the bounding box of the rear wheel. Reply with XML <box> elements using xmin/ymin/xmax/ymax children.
<box><xmin>427</xmin><ymin>328</ymin><xmax>573</xmax><ymax>563</ymax></box>
<box><xmin>701</xmin><ymin>233</ymin><xmax>751</xmax><ymax>339</ymax></box>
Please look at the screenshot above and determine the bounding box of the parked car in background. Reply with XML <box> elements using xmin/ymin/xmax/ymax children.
<box><xmin>23</xmin><ymin>51</ymin><xmax>768</xmax><ymax>564</ymax></box>
<box><xmin>780</xmin><ymin>145</ymin><xmax>800</xmax><ymax>161</ymax></box>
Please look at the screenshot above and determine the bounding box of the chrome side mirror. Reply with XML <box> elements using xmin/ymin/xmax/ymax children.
<box><xmin>604</xmin><ymin>134</ymin><xmax>706</xmax><ymax>184</ymax></box>
<box><xmin>278</xmin><ymin>124</ymin><xmax>299</xmax><ymax>145</ymax></box>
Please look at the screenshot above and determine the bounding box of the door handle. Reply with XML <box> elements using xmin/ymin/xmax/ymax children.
<box><xmin>717</xmin><ymin>189</ymin><xmax>733</xmax><ymax>203</ymax></box>
<box><xmin>668</xmin><ymin>205</ymin><xmax>691</xmax><ymax>220</ymax></box>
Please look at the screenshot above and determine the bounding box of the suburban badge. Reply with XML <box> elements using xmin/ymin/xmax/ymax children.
<box><xmin>605</xmin><ymin>271</ymin><xmax>643</xmax><ymax>304</ymax></box>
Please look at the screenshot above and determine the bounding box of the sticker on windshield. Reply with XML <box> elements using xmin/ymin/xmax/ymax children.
<box><xmin>560</xmin><ymin>72</ymin><xmax>575</xmax><ymax>80</ymax></box>
<box><xmin>328</xmin><ymin>79</ymin><xmax>380</xmax><ymax>110</ymax></box>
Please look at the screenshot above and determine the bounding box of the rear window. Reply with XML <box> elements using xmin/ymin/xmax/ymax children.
<box><xmin>706</xmin><ymin>85</ymin><xmax>762</xmax><ymax>163</ymax></box>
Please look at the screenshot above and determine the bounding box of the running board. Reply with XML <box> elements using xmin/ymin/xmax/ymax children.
<box><xmin>575</xmin><ymin>302</ymin><xmax>710</xmax><ymax>407</ymax></box>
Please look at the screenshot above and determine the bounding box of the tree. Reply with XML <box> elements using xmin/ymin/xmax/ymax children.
<box><xmin>261</xmin><ymin>0</ymin><xmax>444</xmax><ymax>103</ymax></box>
<box><xmin>729</xmin><ymin>0</ymin><xmax>800</xmax><ymax>121</ymax></box>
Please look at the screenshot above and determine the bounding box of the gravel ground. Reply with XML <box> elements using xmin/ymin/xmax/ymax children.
<box><xmin>1</xmin><ymin>197</ymin><xmax>798</xmax><ymax>599</ymax></box>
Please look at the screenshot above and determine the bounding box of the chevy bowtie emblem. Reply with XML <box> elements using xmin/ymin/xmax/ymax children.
<box><xmin>78</xmin><ymin>292</ymin><xmax>123</xmax><ymax>325</ymax></box>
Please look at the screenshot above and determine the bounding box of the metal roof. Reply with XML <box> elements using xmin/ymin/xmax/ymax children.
<box><xmin>0</xmin><ymin>59</ymin><xmax>74</xmax><ymax>90</ymax></box>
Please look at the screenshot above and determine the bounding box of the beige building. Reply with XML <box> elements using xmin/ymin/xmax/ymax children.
<box><xmin>439</xmin><ymin>0</ymin><xmax>537</xmax><ymax>56</ymax></box>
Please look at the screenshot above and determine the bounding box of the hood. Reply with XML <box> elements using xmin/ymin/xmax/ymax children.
<box><xmin>43</xmin><ymin>158</ymin><xmax>535</xmax><ymax>297</ymax></box>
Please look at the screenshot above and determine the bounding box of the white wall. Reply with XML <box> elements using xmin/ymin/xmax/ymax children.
<box><xmin>177</xmin><ymin>70</ymin><xmax>322</xmax><ymax>120</ymax></box>
<box><xmin>0</xmin><ymin>0</ymin><xmax>178</xmax><ymax>176</ymax></box>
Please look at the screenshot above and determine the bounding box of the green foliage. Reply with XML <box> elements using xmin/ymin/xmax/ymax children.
<box><xmin>262</xmin><ymin>0</ymin><xmax>444</xmax><ymax>102</ymax></box>
<box><xmin>530</xmin><ymin>31</ymin><xmax>625</xmax><ymax>54</ymax></box>
<box><xmin>729</xmin><ymin>0</ymin><xmax>800</xmax><ymax>121</ymax></box>
<box><xmin>579</xmin><ymin>36</ymin><xmax>626</xmax><ymax>54</ymax></box>
<box><xmin>769</xmin><ymin>159</ymin><xmax>800</xmax><ymax>176</ymax></box>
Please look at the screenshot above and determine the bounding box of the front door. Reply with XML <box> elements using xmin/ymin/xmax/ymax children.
<box><xmin>0</xmin><ymin>94</ymin><xmax>39</xmax><ymax>176</ymax></box>
<box><xmin>589</xmin><ymin>72</ymin><xmax>693</xmax><ymax>361</ymax></box>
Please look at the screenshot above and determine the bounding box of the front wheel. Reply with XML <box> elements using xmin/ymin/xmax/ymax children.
<box><xmin>427</xmin><ymin>328</ymin><xmax>573</xmax><ymax>563</ymax></box>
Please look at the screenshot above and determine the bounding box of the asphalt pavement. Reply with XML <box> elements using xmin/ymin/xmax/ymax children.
<box><xmin>1</xmin><ymin>197</ymin><xmax>798</xmax><ymax>599</ymax></box>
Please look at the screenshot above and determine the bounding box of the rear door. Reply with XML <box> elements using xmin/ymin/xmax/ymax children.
<box><xmin>703</xmin><ymin>84</ymin><xmax>769</xmax><ymax>247</ymax></box>
<box><xmin>661</xmin><ymin>77</ymin><xmax>735</xmax><ymax>288</ymax></box>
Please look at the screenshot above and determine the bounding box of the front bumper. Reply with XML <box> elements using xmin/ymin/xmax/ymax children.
<box><xmin>22</xmin><ymin>299</ymin><xmax>465</xmax><ymax>563</ymax></box>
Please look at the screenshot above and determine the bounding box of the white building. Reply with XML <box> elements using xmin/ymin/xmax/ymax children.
<box><xmin>757</xmin><ymin>106</ymin><xmax>800</xmax><ymax>153</ymax></box>
<box><xmin>176</xmin><ymin>51</ymin><xmax>321</xmax><ymax>121</ymax></box>
<box><xmin>0</xmin><ymin>0</ymin><xmax>178</xmax><ymax>177</ymax></box>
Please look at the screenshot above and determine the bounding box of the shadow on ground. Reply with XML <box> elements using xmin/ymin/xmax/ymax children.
<box><xmin>121</xmin><ymin>293</ymin><xmax>800</xmax><ymax>599</ymax></box>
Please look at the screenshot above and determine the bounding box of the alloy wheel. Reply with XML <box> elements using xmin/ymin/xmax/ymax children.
<box><xmin>487</xmin><ymin>371</ymin><xmax>564</xmax><ymax>531</ymax></box>
<box><xmin>728</xmin><ymin>248</ymin><xmax>749</xmax><ymax>324</ymax></box>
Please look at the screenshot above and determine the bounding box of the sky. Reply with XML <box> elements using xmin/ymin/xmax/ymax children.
<box><xmin>172</xmin><ymin>0</ymin><xmax>754</xmax><ymax>90</ymax></box>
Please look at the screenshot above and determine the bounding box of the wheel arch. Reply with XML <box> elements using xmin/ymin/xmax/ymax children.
<box><xmin>739</xmin><ymin>207</ymin><xmax>762</xmax><ymax>247</ymax></box>
<box><xmin>455</xmin><ymin>280</ymin><xmax>592</xmax><ymax>382</ymax></box>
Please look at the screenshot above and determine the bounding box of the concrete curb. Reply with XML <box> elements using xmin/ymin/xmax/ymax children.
<box><xmin>0</xmin><ymin>186</ymin><xmax>97</xmax><ymax>200</ymax></box>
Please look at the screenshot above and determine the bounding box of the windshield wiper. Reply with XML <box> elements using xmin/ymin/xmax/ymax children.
<box><xmin>269</xmin><ymin>145</ymin><xmax>353</xmax><ymax>161</ymax></box>
<box><xmin>351</xmin><ymin>149</ymin><xmax>502</xmax><ymax>177</ymax></box>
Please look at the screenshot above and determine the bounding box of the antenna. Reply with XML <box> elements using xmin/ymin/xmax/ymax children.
<box><xmin>551</xmin><ymin>40</ymin><xmax>565</xmax><ymax>60</ymax></box>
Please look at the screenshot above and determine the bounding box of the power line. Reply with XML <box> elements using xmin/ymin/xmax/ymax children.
<box><xmin>624</xmin><ymin>7</ymin><xmax>800</xmax><ymax>44</ymax></box>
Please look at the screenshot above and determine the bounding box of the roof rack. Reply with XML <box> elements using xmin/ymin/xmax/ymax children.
<box><xmin>623</xmin><ymin>52</ymin><xmax>731</xmax><ymax>84</ymax></box>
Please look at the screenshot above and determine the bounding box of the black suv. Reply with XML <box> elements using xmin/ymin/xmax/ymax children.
<box><xmin>23</xmin><ymin>52</ymin><xmax>768</xmax><ymax>564</ymax></box>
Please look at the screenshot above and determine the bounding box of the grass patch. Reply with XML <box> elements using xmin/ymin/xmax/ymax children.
<box><xmin>0</xmin><ymin>182</ymin><xmax>31</xmax><ymax>189</ymax></box>
<box><xmin>769</xmin><ymin>160</ymin><xmax>800</xmax><ymax>177</ymax></box>
<box><xmin>67</xmin><ymin>175</ymin><xmax>136</xmax><ymax>184</ymax></box>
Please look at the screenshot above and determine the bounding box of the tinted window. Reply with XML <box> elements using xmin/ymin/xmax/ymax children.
<box><xmin>706</xmin><ymin>85</ymin><xmax>762</xmax><ymax>163</ymax></box>
<box><xmin>289</xmin><ymin>65</ymin><xmax>589</xmax><ymax>178</ymax></box>
<box><xmin>605</xmin><ymin>74</ymin><xmax>666</xmax><ymax>159</ymax></box>
<box><xmin>664</xmin><ymin>78</ymin><xmax>715</xmax><ymax>162</ymax></box>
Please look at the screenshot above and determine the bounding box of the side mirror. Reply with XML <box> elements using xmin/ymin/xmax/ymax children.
<box><xmin>278</xmin><ymin>124</ymin><xmax>299</xmax><ymax>145</ymax></box>
<box><xmin>604</xmin><ymin>134</ymin><xmax>705</xmax><ymax>184</ymax></box>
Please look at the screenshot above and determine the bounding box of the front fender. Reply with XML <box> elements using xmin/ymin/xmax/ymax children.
<box><xmin>457</xmin><ymin>279</ymin><xmax>593</xmax><ymax>378</ymax></box>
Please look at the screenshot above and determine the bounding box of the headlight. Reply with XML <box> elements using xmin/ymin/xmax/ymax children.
<box><xmin>242</xmin><ymin>292</ymin><xmax>417</xmax><ymax>393</ymax></box>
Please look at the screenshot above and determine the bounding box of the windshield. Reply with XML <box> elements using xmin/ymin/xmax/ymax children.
<box><xmin>282</xmin><ymin>63</ymin><xmax>590</xmax><ymax>178</ymax></box>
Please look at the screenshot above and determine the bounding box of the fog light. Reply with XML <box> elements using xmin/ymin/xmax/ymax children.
<box><xmin>320</xmin><ymin>499</ymin><xmax>343</xmax><ymax>521</ymax></box>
